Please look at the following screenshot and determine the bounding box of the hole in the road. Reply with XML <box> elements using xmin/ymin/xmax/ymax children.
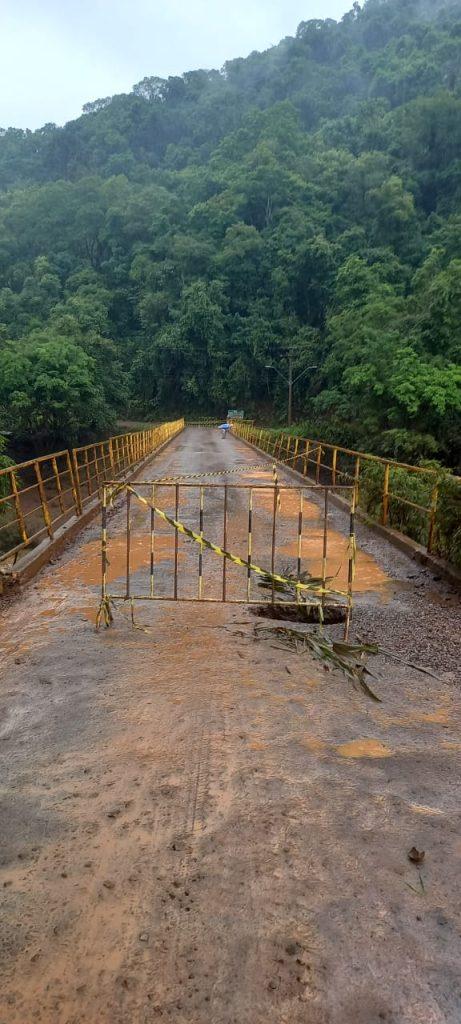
<box><xmin>249</xmin><ymin>603</ymin><xmax>346</xmax><ymax>624</ymax></box>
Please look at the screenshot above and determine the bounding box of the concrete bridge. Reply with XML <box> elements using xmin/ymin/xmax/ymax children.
<box><xmin>1</xmin><ymin>426</ymin><xmax>460</xmax><ymax>1023</ymax></box>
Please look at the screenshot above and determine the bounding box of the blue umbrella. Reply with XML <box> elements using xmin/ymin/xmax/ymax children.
<box><xmin>218</xmin><ymin>423</ymin><xmax>231</xmax><ymax>430</ymax></box>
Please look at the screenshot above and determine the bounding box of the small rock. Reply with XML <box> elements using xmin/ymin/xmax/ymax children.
<box><xmin>286</xmin><ymin>942</ymin><xmax>301</xmax><ymax>956</ymax></box>
<box><xmin>139</xmin><ymin>932</ymin><xmax>149</xmax><ymax>943</ymax></box>
<box><xmin>103</xmin><ymin>879</ymin><xmax>115</xmax><ymax>890</ymax></box>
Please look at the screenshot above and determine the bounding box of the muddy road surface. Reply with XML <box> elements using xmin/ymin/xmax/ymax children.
<box><xmin>1</xmin><ymin>427</ymin><xmax>460</xmax><ymax>1024</ymax></box>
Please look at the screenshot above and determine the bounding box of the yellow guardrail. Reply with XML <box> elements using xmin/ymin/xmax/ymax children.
<box><xmin>0</xmin><ymin>419</ymin><xmax>184</xmax><ymax>566</ymax></box>
<box><xmin>233</xmin><ymin>423</ymin><xmax>454</xmax><ymax>557</ymax></box>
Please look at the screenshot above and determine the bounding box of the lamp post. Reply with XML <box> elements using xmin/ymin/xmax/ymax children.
<box><xmin>265</xmin><ymin>356</ymin><xmax>317</xmax><ymax>427</ymax></box>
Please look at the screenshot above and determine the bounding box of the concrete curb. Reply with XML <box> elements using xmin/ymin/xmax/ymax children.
<box><xmin>0</xmin><ymin>428</ymin><xmax>183</xmax><ymax>596</ymax></box>
<box><xmin>236</xmin><ymin>434</ymin><xmax>461</xmax><ymax>591</ymax></box>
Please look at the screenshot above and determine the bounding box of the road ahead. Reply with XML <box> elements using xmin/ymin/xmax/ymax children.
<box><xmin>1</xmin><ymin>427</ymin><xmax>460</xmax><ymax>1024</ymax></box>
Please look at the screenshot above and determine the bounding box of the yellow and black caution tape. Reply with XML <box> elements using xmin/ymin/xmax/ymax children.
<box><xmin>132</xmin><ymin>463</ymin><xmax>274</xmax><ymax>482</ymax></box>
<box><xmin>97</xmin><ymin>483</ymin><xmax>348</xmax><ymax>625</ymax></box>
<box><xmin>106</xmin><ymin>463</ymin><xmax>282</xmax><ymax>506</ymax></box>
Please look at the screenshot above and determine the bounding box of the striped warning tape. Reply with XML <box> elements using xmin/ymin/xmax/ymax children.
<box><xmin>102</xmin><ymin>482</ymin><xmax>347</xmax><ymax>598</ymax></box>
<box><xmin>134</xmin><ymin>463</ymin><xmax>275</xmax><ymax>482</ymax></box>
<box><xmin>106</xmin><ymin>463</ymin><xmax>283</xmax><ymax>508</ymax></box>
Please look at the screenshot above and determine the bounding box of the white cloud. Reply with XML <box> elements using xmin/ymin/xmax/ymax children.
<box><xmin>0</xmin><ymin>0</ymin><xmax>352</xmax><ymax>129</ymax></box>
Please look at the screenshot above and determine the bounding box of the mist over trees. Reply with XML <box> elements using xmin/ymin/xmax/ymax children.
<box><xmin>0</xmin><ymin>0</ymin><xmax>460</xmax><ymax>467</ymax></box>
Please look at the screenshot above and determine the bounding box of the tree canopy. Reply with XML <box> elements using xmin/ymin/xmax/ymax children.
<box><xmin>0</xmin><ymin>0</ymin><xmax>460</xmax><ymax>467</ymax></box>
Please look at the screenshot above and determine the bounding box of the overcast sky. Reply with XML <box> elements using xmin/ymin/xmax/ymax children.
<box><xmin>0</xmin><ymin>0</ymin><xmax>352</xmax><ymax>130</ymax></box>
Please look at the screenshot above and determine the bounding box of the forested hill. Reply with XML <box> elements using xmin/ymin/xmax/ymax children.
<box><xmin>0</xmin><ymin>0</ymin><xmax>461</xmax><ymax>469</ymax></box>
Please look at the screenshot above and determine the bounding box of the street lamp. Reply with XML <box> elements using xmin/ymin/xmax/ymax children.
<box><xmin>265</xmin><ymin>357</ymin><xmax>317</xmax><ymax>427</ymax></box>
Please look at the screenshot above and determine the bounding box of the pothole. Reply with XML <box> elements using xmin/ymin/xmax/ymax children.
<box><xmin>249</xmin><ymin>603</ymin><xmax>346</xmax><ymax>624</ymax></box>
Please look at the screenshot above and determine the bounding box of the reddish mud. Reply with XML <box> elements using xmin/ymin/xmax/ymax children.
<box><xmin>0</xmin><ymin>427</ymin><xmax>460</xmax><ymax>1024</ymax></box>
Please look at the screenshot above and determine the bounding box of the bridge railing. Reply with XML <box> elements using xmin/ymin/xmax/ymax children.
<box><xmin>0</xmin><ymin>419</ymin><xmax>184</xmax><ymax>567</ymax></box>
<box><xmin>233</xmin><ymin>423</ymin><xmax>461</xmax><ymax>565</ymax></box>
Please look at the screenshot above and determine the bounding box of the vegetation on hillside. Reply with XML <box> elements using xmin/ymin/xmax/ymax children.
<box><xmin>0</xmin><ymin>0</ymin><xmax>460</xmax><ymax>468</ymax></box>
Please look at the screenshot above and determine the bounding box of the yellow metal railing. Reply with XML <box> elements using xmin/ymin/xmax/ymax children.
<box><xmin>233</xmin><ymin>423</ymin><xmax>450</xmax><ymax>556</ymax></box>
<box><xmin>0</xmin><ymin>420</ymin><xmax>184</xmax><ymax>566</ymax></box>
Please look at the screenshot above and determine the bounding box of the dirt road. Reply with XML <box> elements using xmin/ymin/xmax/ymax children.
<box><xmin>1</xmin><ymin>427</ymin><xmax>460</xmax><ymax>1024</ymax></box>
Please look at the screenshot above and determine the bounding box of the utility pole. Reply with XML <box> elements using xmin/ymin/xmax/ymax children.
<box><xmin>287</xmin><ymin>352</ymin><xmax>293</xmax><ymax>428</ymax></box>
<box><xmin>266</xmin><ymin>357</ymin><xmax>317</xmax><ymax>428</ymax></box>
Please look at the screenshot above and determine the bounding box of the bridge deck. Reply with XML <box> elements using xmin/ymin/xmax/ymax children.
<box><xmin>0</xmin><ymin>427</ymin><xmax>460</xmax><ymax>1023</ymax></box>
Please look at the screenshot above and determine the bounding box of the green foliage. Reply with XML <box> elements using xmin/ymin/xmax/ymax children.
<box><xmin>0</xmin><ymin>335</ymin><xmax>114</xmax><ymax>447</ymax></box>
<box><xmin>0</xmin><ymin>0</ymin><xmax>460</xmax><ymax>466</ymax></box>
<box><xmin>0</xmin><ymin>433</ymin><xmax>13</xmax><ymax>499</ymax></box>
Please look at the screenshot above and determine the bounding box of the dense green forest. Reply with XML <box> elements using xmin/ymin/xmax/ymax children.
<box><xmin>0</xmin><ymin>0</ymin><xmax>461</xmax><ymax>469</ymax></box>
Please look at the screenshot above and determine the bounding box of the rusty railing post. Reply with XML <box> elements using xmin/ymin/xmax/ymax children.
<box><xmin>9</xmin><ymin>468</ymin><xmax>28</xmax><ymax>544</ymax></box>
<box><xmin>303</xmin><ymin>440</ymin><xmax>309</xmax><ymax>477</ymax></box>
<box><xmin>354</xmin><ymin>456</ymin><xmax>361</xmax><ymax>507</ymax></box>
<box><xmin>332</xmin><ymin>447</ymin><xmax>337</xmax><ymax>486</ymax></box>
<box><xmin>68</xmin><ymin>450</ymin><xmax>82</xmax><ymax>515</ymax></box>
<box><xmin>382</xmin><ymin>463</ymin><xmax>390</xmax><ymax>526</ymax></box>
<box><xmin>51</xmin><ymin>456</ymin><xmax>65</xmax><ymax>515</ymax></box>
<box><xmin>34</xmin><ymin>461</ymin><xmax>53</xmax><ymax>538</ymax></box>
<box><xmin>427</xmin><ymin>483</ymin><xmax>439</xmax><ymax>554</ymax></box>
<box><xmin>316</xmin><ymin>445</ymin><xmax>322</xmax><ymax>484</ymax></box>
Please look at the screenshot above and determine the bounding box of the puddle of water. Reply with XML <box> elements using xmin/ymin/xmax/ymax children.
<box><xmin>336</xmin><ymin>738</ymin><xmax>392</xmax><ymax>758</ymax></box>
<box><xmin>51</xmin><ymin>535</ymin><xmax>182</xmax><ymax>588</ymax></box>
<box><xmin>280</xmin><ymin>530</ymin><xmax>389</xmax><ymax>595</ymax></box>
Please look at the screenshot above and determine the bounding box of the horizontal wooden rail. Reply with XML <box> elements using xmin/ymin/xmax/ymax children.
<box><xmin>233</xmin><ymin>423</ymin><xmax>460</xmax><ymax>562</ymax></box>
<box><xmin>0</xmin><ymin>419</ymin><xmax>184</xmax><ymax>566</ymax></box>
